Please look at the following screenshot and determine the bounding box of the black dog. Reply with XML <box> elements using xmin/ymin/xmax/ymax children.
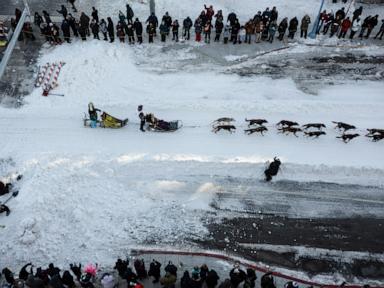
<box><xmin>245</xmin><ymin>118</ymin><xmax>268</xmax><ymax>127</ymax></box>
<box><xmin>337</xmin><ymin>133</ymin><xmax>360</xmax><ymax>143</ymax></box>
<box><xmin>244</xmin><ymin>126</ymin><xmax>268</xmax><ymax>135</ymax></box>
<box><xmin>332</xmin><ymin>121</ymin><xmax>356</xmax><ymax>132</ymax></box>
<box><xmin>278</xmin><ymin>126</ymin><xmax>302</xmax><ymax>137</ymax></box>
<box><xmin>366</xmin><ymin>128</ymin><xmax>384</xmax><ymax>136</ymax></box>
<box><xmin>212</xmin><ymin>125</ymin><xmax>236</xmax><ymax>133</ymax></box>
<box><xmin>304</xmin><ymin>131</ymin><xmax>326</xmax><ymax>138</ymax></box>
<box><xmin>276</xmin><ymin>120</ymin><xmax>299</xmax><ymax>128</ymax></box>
<box><xmin>366</xmin><ymin>134</ymin><xmax>384</xmax><ymax>142</ymax></box>
<box><xmin>265</xmin><ymin>157</ymin><xmax>281</xmax><ymax>182</ymax></box>
<box><xmin>302</xmin><ymin>123</ymin><xmax>326</xmax><ymax>130</ymax></box>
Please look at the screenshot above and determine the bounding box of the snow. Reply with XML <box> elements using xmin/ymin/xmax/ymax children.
<box><xmin>1</xmin><ymin>17</ymin><xmax>384</xmax><ymax>278</ymax></box>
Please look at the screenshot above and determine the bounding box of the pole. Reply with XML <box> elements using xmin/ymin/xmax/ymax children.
<box><xmin>0</xmin><ymin>4</ymin><xmax>30</xmax><ymax>80</ymax></box>
<box><xmin>308</xmin><ymin>0</ymin><xmax>325</xmax><ymax>39</ymax></box>
<box><xmin>150</xmin><ymin>0</ymin><xmax>155</xmax><ymax>15</ymax></box>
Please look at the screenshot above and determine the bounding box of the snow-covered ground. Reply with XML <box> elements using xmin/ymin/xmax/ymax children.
<box><xmin>0</xmin><ymin>39</ymin><xmax>383</xmax><ymax>270</ymax></box>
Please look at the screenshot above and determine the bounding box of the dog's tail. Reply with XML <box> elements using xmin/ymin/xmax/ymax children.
<box><xmin>245</xmin><ymin>118</ymin><xmax>250</xmax><ymax>122</ymax></box>
<box><xmin>332</xmin><ymin>121</ymin><xmax>339</xmax><ymax>124</ymax></box>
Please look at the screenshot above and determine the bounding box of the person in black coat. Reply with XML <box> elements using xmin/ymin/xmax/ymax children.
<box><xmin>80</xmin><ymin>12</ymin><xmax>90</xmax><ymax>36</ymax></box>
<box><xmin>164</xmin><ymin>261</ymin><xmax>177</xmax><ymax>277</ymax></box>
<box><xmin>107</xmin><ymin>17</ymin><xmax>114</xmax><ymax>42</ymax></box>
<box><xmin>162</xmin><ymin>12</ymin><xmax>172</xmax><ymax>32</ymax></box>
<box><xmin>227</xmin><ymin>12</ymin><xmax>237</xmax><ymax>26</ymax></box>
<box><xmin>205</xmin><ymin>270</ymin><xmax>219</xmax><ymax>288</ymax></box>
<box><xmin>277</xmin><ymin>17</ymin><xmax>288</xmax><ymax>40</ymax></box>
<box><xmin>57</xmin><ymin>5</ymin><xmax>68</xmax><ymax>18</ymax></box>
<box><xmin>229</xmin><ymin>267</ymin><xmax>246</xmax><ymax>288</ymax></box>
<box><xmin>183</xmin><ymin>17</ymin><xmax>193</xmax><ymax>40</ymax></box>
<box><xmin>214</xmin><ymin>19</ymin><xmax>223</xmax><ymax>42</ymax></box>
<box><xmin>62</xmin><ymin>271</ymin><xmax>75</xmax><ymax>288</ymax></box>
<box><xmin>2</xmin><ymin>268</ymin><xmax>15</xmax><ymax>285</ymax></box>
<box><xmin>231</xmin><ymin>19</ymin><xmax>240</xmax><ymax>44</ymax></box>
<box><xmin>19</xmin><ymin>263</ymin><xmax>33</xmax><ymax>281</ymax></box>
<box><xmin>67</xmin><ymin>14</ymin><xmax>78</xmax><ymax>37</ymax></box>
<box><xmin>352</xmin><ymin>6</ymin><xmax>362</xmax><ymax>22</ymax></box>
<box><xmin>288</xmin><ymin>17</ymin><xmax>298</xmax><ymax>39</ymax></box>
<box><xmin>126</xmin><ymin>22</ymin><xmax>135</xmax><ymax>44</ymax></box>
<box><xmin>114</xmin><ymin>259</ymin><xmax>128</xmax><ymax>278</ymax></box>
<box><xmin>146</xmin><ymin>12</ymin><xmax>158</xmax><ymax>35</ymax></box>
<box><xmin>181</xmin><ymin>271</ymin><xmax>191</xmax><ymax>288</ymax></box>
<box><xmin>90</xmin><ymin>19</ymin><xmax>99</xmax><ymax>39</ymax></box>
<box><xmin>134</xmin><ymin>18</ymin><xmax>143</xmax><ymax>43</ymax></box>
<box><xmin>126</xmin><ymin>4</ymin><xmax>134</xmax><ymax>23</ymax></box>
<box><xmin>61</xmin><ymin>18</ymin><xmax>71</xmax><ymax>43</ymax></box>
<box><xmin>148</xmin><ymin>259</ymin><xmax>161</xmax><ymax>283</ymax></box>
<box><xmin>91</xmin><ymin>7</ymin><xmax>99</xmax><ymax>23</ymax></box>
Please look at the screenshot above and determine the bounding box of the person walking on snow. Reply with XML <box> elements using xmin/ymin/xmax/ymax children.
<box><xmin>194</xmin><ymin>18</ymin><xmax>202</xmax><ymax>42</ymax></box>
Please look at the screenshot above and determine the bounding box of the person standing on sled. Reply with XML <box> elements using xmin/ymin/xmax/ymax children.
<box><xmin>138</xmin><ymin>105</ymin><xmax>146</xmax><ymax>132</ymax></box>
<box><xmin>88</xmin><ymin>102</ymin><xmax>101</xmax><ymax>128</ymax></box>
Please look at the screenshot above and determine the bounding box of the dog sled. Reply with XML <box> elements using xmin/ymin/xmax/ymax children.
<box><xmin>83</xmin><ymin>112</ymin><xmax>128</xmax><ymax>128</ymax></box>
<box><xmin>145</xmin><ymin>113</ymin><xmax>182</xmax><ymax>132</ymax></box>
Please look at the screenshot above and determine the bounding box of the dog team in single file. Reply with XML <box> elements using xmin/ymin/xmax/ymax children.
<box><xmin>211</xmin><ymin>118</ymin><xmax>384</xmax><ymax>142</ymax></box>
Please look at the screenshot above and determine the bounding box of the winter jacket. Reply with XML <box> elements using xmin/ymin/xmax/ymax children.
<box><xmin>205</xmin><ymin>270</ymin><xmax>219</xmax><ymax>288</ymax></box>
<box><xmin>289</xmin><ymin>17</ymin><xmax>299</xmax><ymax>31</ymax></box>
<box><xmin>134</xmin><ymin>20</ymin><xmax>143</xmax><ymax>34</ymax></box>
<box><xmin>159</xmin><ymin>23</ymin><xmax>169</xmax><ymax>34</ymax></box>
<box><xmin>278</xmin><ymin>19</ymin><xmax>288</xmax><ymax>33</ymax></box>
<box><xmin>107</xmin><ymin>19</ymin><xmax>114</xmax><ymax>37</ymax></box>
<box><xmin>341</xmin><ymin>18</ymin><xmax>352</xmax><ymax>32</ymax></box>
<box><xmin>229</xmin><ymin>269</ymin><xmax>246</xmax><ymax>288</ymax></box>
<box><xmin>268</xmin><ymin>22</ymin><xmax>277</xmax><ymax>35</ymax></box>
<box><xmin>183</xmin><ymin>17</ymin><xmax>193</xmax><ymax>29</ymax></box>
<box><xmin>300</xmin><ymin>15</ymin><xmax>311</xmax><ymax>30</ymax></box>
<box><xmin>146</xmin><ymin>14</ymin><xmax>158</xmax><ymax>27</ymax></box>
<box><xmin>245</xmin><ymin>20</ymin><xmax>254</xmax><ymax>34</ymax></box>
<box><xmin>215</xmin><ymin>20</ymin><xmax>224</xmax><ymax>33</ymax></box>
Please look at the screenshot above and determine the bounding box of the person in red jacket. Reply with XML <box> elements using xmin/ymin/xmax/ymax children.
<box><xmin>339</xmin><ymin>17</ymin><xmax>351</xmax><ymax>38</ymax></box>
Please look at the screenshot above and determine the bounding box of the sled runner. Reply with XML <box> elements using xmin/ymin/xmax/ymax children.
<box><xmin>83</xmin><ymin>112</ymin><xmax>128</xmax><ymax>128</ymax></box>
